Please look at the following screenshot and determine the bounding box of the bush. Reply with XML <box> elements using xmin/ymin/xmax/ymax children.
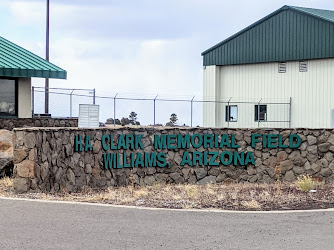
<box><xmin>296</xmin><ymin>175</ymin><xmax>315</xmax><ymax>192</ymax></box>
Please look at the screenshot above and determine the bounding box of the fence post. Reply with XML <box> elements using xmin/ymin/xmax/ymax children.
<box><xmin>70</xmin><ymin>89</ymin><xmax>74</xmax><ymax>118</ymax></box>
<box><xmin>289</xmin><ymin>97</ymin><xmax>292</xmax><ymax>128</ymax></box>
<box><xmin>93</xmin><ymin>88</ymin><xmax>96</xmax><ymax>105</ymax></box>
<box><xmin>153</xmin><ymin>95</ymin><xmax>158</xmax><ymax>126</ymax></box>
<box><xmin>191</xmin><ymin>96</ymin><xmax>195</xmax><ymax>127</ymax></box>
<box><xmin>114</xmin><ymin>93</ymin><xmax>118</xmax><ymax>127</ymax></box>
<box><xmin>31</xmin><ymin>86</ymin><xmax>34</xmax><ymax>117</ymax></box>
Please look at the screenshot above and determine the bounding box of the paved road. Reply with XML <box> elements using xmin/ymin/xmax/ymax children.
<box><xmin>0</xmin><ymin>198</ymin><xmax>333</xmax><ymax>250</ymax></box>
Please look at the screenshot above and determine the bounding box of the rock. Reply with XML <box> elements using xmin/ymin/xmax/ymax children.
<box><xmin>197</xmin><ymin>176</ymin><xmax>216</xmax><ymax>185</ymax></box>
<box><xmin>169</xmin><ymin>173</ymin><xmax>184</xmax><ymax>184</ymax></box>
<box><xmin>262</xmin><ymin>174</ymin><xmax>273</xmax><ymax>184</ymax></box>
<box><xmin>277</xmin><ymin>151</ymin><xmax>288</xmax><ymax>162</ymax></box>
<box><xmin>0</xmin><ymin>130</ymin><xmax>13</xmax><ymax>176</ymax></box>
<box><xmin>15</xmin><ymin>160</ymin><xmax>34</xmax><ymax>178</ymax></box>
<box><xmin>66</xmin><ymin>169</ymin><xmax>76</xmax><ymax>185</ymax></box>
<box><xmin>283</xmin><ymin>170</ymin><xmax>296</xmax><ymax>182</ymax></box>
<box><xmin>13</xmin><ymin>178</ymin><xmax>28</xmax><ymax>193</ymax></box>
<box><xmin>216</xmin><ymin>173</ymin><xmax>227</xmax><ymax>183</ymax></box>
<box><xmin>329</xmin><ymin>162</ymin><xmax>334</xmax><ymax>171</ymax></box>
<box><xmin>144</xmin><ymin>175</ymin><xmax>155</xmax><ymax>185</ymax></box>
<box><xmin>320</xmin><ymin>168</ymin><xmax>332</xmax><ymax>177</ymax></box>
<box><xmin>288</xmin><ymin>151</ymin><xmax>305</xmax><ymax>166</ymax></box>
<box><xmin>223</xmin><ymin>178</ymin><xmax>235</xmax><ymax>185</ymax></box>
<box><xmin>194</xmin><ymin>168</ymin><xmax>207</xmax><ymax>180</ymax></box>
<box><xmin>13</xmin><ymin>148</ymin><xmax>27</xmax><ymax>164</ymax></box>
<box><xmin>328</xmin><ymin>134</ymin><xmax>334</xmax><ymax>145</ymax></box>
<box><xmin>292</xmin><ymin>166</ymin><xmax>305</xmax><ymax>175</ymax></box>
<box><xmin>280</xmin><ymin>160</ymin><xmax>293</xmax><ymax>174</ymax></box>
<box><xmin>248</xmin><ymin>175</ymin><xmax>258</xmax><ymax>183</ymax></box>
<box><xmin>318</xmin><ymin>143</ymin><xmax>331</xmax><ymax>153</ymax></box>
<box><xmin>247</xmin><ymin>166</ymin><xmax>256</xmax><ymax>175</ymax></box>
<box><xmin>311</xmin><ymin>163</ymin><xmax>321</xmax><ymax>173</ymax></box>
<box><xmin>24</xmin><ymin>132</ymin><xmax>36</xmax><ymax>149</ymax></box>
<box><xmin>84</xmin><ymin>164</ymin><xmax>92</xmax><ymax>174</ymax></box>
<box><xmin>307</xmin><ymin>135</ymin><xmax>317</xmax><ymax>146</ymax></box>
<box><xmin>208</xmin><ymin>167</ymin><xmax>220</xmax><ymax>176</ymax></box>
<box><xmin>307</xmin><ymin>145</ymin><xmax>318</xmax><ymax>154</ymax></box>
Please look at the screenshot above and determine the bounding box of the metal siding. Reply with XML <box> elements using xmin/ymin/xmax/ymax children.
<box><xmin>206</xmin><ymin>59</ymin><xmax>334</xmax><ymax>128</ymax></box>
<box><xmin>203</xmin><ymin>66</ymin><xmax>216</xmax><ymax>127</ymax></box>
<box><xmin>203</xmin><ymin>8</ymin><xmax>334</xmax><ymax>66</ymax></box>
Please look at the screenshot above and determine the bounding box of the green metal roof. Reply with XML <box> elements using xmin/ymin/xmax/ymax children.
<box><xmin>202</xmin><ymin>5</ymin><xmax>334</xmax><ymax>66</ymax></box>
<box><xmin>0</xmin><ymin>36</ymin><xmax>66</xmax><ymax>79</ymax></box>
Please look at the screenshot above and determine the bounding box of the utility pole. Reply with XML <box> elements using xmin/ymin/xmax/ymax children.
<box><xmin>45</xmin><ymin>0</ymin><xmax>50</xmax><ymax>114</ymax></box>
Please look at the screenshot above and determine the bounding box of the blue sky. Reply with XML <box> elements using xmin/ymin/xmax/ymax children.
<box><xmin>0</xmin><ymin>0</ymin><xmax>333</xmax><ymax>125</ymax></box>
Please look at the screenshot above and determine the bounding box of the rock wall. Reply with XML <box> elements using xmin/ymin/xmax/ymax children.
<box><xmin>0</xmin><ymin>118</ymin><xmax>78</xmax><ymax>131</ymax></box>
<box><xmin>12</xmin><ymin>127</ymin><xmax>334</xmax><ymax>193</ymax></box>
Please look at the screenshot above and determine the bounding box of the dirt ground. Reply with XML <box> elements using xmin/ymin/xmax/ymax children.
<box><xmin>1</xmin><ymin>177</ymin><xmax>334</xmax><ymax>211</ymax></box>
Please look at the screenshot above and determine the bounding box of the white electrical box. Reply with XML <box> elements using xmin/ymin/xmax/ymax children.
<box><xmin>78</xmin><ymin>104</ymin><xmax>100</xmax><ymax>128</ymax></box>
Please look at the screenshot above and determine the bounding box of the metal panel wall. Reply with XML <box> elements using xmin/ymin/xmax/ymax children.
<box><xmin>203</xmin><ymin>66</ymin><xmax>216</xmax><ymax>127</ymax></box>
<box><xmin>205</xmin><ymin>58</ymin><xmax>334</xmax><ymax>128</ymax></box>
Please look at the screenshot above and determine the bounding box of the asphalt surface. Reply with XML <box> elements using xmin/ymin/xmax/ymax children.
<box><xmin>0</xmin><ymin>198</ymin><xmax>333</xmax><ymax>250</ymax></box>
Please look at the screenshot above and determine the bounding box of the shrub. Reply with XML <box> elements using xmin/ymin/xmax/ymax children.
<box><xmin>296</xmin><ymin>175</ymin><xmax>315</xmax><ymax>192</ymax></box>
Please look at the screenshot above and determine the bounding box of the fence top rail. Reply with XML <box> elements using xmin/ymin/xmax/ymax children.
<box><xmin>33</xmin><ymin>87</ymin><xmax>94</xmax><ymax>91</ymax></box>
<box><xmin>33</xmin><ymin>90</ymin><xmax>291</xmax><ymax>104</ymax></box>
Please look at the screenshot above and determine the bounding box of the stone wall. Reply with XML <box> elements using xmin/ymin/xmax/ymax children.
<box><xmin>0</xmin><ymin>118</ymin><xmax>78</xmax><ymax>130</ymax></box>
<box><xmin>12</xmin><ymin>127</ymin><xmax>334</xmax><ymax>193</ymax></box>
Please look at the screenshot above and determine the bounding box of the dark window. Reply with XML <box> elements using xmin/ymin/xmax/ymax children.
<box><xmin>255</xmin><ymin>105</ymin><xmax>267</xmax><ymax>121</ymax></box>
<box><xmin>225</xmin><ymin>105</ymin><xmax>238</xmax><ymax>122</ymax></box>
<box><xmin>0</xmin><ymin>79</ymin><xmax>17</xmax><ymax>117</ymax></box>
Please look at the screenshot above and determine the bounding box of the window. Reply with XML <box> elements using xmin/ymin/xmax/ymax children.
<box><xmin>225</xmin><ymin>105</ymin><xmax>238</xmax><ymax>122</ymax></box>
<box><xmin>299</xmin><ymin>61</ymin><xmax>307</xmax><ymax>72</ymax></box>
<box><xmin>0</xmin><ymin>79</ymin><xmax>17</xmax><ymax>117</ymax></box>
<box><xmin>278</xmin><ymin>62</ymin><xmax>286</xmax><ymax>73</ymax></box>
<box><xmin>255</xmin><ymin>105</ymin><xmax>267</xmax><ymax>121</ymax></box>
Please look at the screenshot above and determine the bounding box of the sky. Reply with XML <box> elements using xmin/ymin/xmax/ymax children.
<box><xmin>0</xmin><ymin>0</ymin><xmax>333</xmax><ymax>125</ymax></box>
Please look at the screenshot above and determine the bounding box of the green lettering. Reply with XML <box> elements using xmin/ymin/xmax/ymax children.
<box><xmin>154</xmin><ymin>135</ymin><xmax>166</xmax><ymax>149</ymax></box>
<box><xmin>251</xmin><ymin>134</ymin><xmax>261</xmax><ymax>148</ymax></box>
<box><xmin>220</xmin><ymin>151</ymin><xmax>232</xmax><ymax>165</ymax></box>
<box><xmin>180</xmin><ymin>151</ymin><xmax>192</xmax><ymax>166</ymax></box>
<box><xmin>167</xmin><ymin>135</ymin><xmax>177</xmax><ymax>149</ymax></box>
<box><xmin>177</xmin><ymin>134</ymin><xmax>190</xmax><ymax>149</ymax></box>
<box><xmin>84</xmin><ymin>135</ymin><xmax>93</xmax><ymax>151</ymax></box>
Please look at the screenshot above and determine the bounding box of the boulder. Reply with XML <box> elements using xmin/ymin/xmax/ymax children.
<box><xmin>0</xmin><ymin>130</ymin><xmax>13</xmax><ymax>176</ymax></box>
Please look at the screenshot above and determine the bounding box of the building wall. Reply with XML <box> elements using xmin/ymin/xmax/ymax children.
<box><xmin>203</xmin><ymin>65</ymin><xmax>217</xmax><ymax>127</ymax></box>
<box><xmin>203</xmin><ymin>58</ymin><xmax>334</xmax><ymax>128</ymax></box>
<box><xmin>18</xmin><ymin>78</ymin><xmax>31</xmax><ymax>118</ymax></box>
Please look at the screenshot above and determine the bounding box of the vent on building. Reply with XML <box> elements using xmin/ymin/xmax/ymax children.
<box><xmin>299</xmin><ymin>61</ymin><xmax>308</xmax><ymax>72</ymax></box>
<box><xmin>78</xmin><ymin>104</ymin><xmax>100</xmax><ymax>128</ymax></box>
<box><xmin>278</xmin><ymin>62</ymin><xmax>286</xmax><ymax>73</ymax></box>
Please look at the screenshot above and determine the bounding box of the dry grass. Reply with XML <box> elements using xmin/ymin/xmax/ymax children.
<box><xmin>0</xmin><ymin>177</ymin><xmax>13</xmax><ymax>196</ymax></box>
<box><xmin>1</xmin><ymin>177</ymin><xmax>334</xmax><ymax>211</ymax></box>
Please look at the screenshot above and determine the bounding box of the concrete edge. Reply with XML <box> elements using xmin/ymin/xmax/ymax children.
<box><xmin>1</xmin><ymin>196</ymin><xmax>334</xmax><ymax>214</ymax></box>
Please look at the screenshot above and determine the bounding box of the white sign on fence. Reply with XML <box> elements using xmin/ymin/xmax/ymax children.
<box><xmin>78</xmin><ymin>104</ymin><xmax>100</xmax><ymax>128</ymax></box>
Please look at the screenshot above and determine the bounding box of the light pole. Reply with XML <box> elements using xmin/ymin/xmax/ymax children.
<box><xmin>45</xmin><ymin>0</ymin><xmax>50</xmax><ymax>114</ymax></box>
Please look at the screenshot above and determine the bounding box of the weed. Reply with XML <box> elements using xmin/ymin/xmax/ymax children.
<box><xmin>296</xmin><ymin>174</ymin><xmax>315</xmax><ymax>192</ymax></box>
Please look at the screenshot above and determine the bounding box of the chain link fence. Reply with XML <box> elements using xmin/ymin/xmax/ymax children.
<box><xmin>32</xmin><ymin>87</ymin><xmax>291</xmax><ymax>128</ymax></box>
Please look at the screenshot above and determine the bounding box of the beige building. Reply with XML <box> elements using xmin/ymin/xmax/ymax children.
<box><xmin>202</xmin><ymin>6</ymin><xmax>334</xmax><ymax>128</ymax></box>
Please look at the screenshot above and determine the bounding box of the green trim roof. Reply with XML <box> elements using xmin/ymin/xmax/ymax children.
<box><xmin>202</xmin><ymin>5</ymin><xmax>334</xmax><ymax>66</ymax></box>
<box><xmin>0</xmin><ymin>36</ymin><xmax>66</xmax><ymax>79</ymax></box>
